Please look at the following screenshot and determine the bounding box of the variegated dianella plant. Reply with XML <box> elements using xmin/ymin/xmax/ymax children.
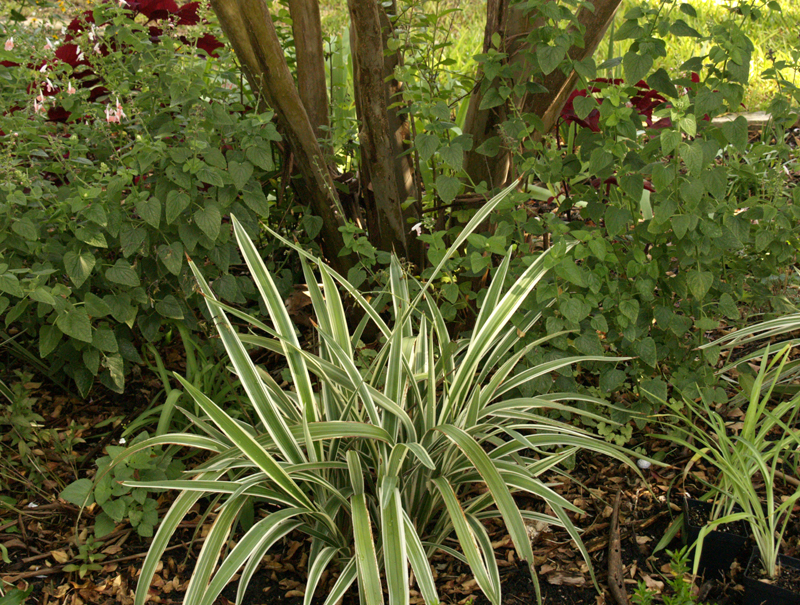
<box><xmin>121</xmin><ymin>181</ymin><xmax>645</xmax><ymax>605</ymax></box>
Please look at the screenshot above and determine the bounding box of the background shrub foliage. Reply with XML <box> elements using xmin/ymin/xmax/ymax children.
<box><xmin>0</xmin><ymin>0</ymin><xmax>293</xmax><ymax>396</ymax></box>
<box><xmin>0</xmin><ymin>0</ymin><xmax>799</xmax><ymax>413</ymax></box>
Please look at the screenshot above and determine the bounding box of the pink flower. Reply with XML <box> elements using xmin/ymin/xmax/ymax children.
<box><xmin>33</xmin><ymin>99</ymin><xmax>44</xmax><ymax>114</ymax></box>
<box><xmin>4</xmin><ymin>38</ymin><xmax>13</xmax><ymax>51</ymax></box>
<box><xmin>67</xmin><ymin>81</ymin><xmax>76</xmax><ymax>95</ymax></box>
<box><xmin>44</xmin><ymin>38</ymin><xmax>54</xmax><ymax>51</ymax></box>
<box><xmin>36</xmin><ymin>92</ymin><xmax>45</xmax><ymax>102</ymax></box>
<box><xmin>105</xmin><ymin>97</ymin><xmax>126</xmax><ymax>123</ymax></box>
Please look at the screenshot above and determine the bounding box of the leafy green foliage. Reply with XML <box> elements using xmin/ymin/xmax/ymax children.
<box><xmin>632</xmin><ymin>547</ymin><xmax>709</xmax><ymax>605</ymax></box>
<box><xmin>60</xmin><ymin>432</ymin><xmax>183</xmax><ymax>538</ymax></box>
<box><xmin>0</xmin><ymin>2</ymin><xmax>284</xmax><ymax>395</ymax></box>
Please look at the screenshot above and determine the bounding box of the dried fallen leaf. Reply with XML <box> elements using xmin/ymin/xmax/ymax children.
<box><xmin>51</xmin><ymin>550</ymin><xmax>71</xmax><ymax>564</ymax></box>
<box><xmin>546</xmin><ymin>572</ymin><xmax>586</xmax><ymax>586</ymax></box>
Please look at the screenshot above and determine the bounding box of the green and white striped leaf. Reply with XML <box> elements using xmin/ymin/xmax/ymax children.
<box><xmin>433</xmin><ymin>477</ymin><xmax>499</xmax><ymax>605</ymax></box>
<box><xmin>188</xmin><ymin>258</ymin><xmax>304</xmax><ymax>464</ymax></box>
<box><xmin>176</xmin><ymin>375</ymin><xmax>313</xmax><ymax>510</ymax></box>
<box><xmin>352</xmin><ymin>493</ymin><xmax>383</xmax><ymax>605</ymax></box>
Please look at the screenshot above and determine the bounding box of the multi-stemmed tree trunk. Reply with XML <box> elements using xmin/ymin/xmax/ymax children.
<box><xmin>209</xmin><ymin>0</ymin><xmax>622</xmax><ymax>271</ymax></box>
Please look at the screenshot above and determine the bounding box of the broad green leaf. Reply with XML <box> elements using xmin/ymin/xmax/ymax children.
<box><xmin>538</xmin><ymin>45</ymin><xmax>566</xmax><ymax>75</ymax></box>
<box><xmin>646</xmin><ymin>68</ymin><xmax>678</xmax><ymax>98</ymax></box>
<box><xmin>670</xmin><ymin>19</ymin><xmax>702</xmax><ymax>37</ymax></box>
<box><xmin>194</xmin><ymin>204</ymin><xmax>222</xmax><ymax>240</ymax></box>
<box><xmin>475</xmin><ymin>136</ymin><xmax>501</xmax><ymax>157</ymax></box>
<box><xmin>678</xmin><ymin>142</ymin><xmax>704</xmax><ymax>176</ymax></box>
<box><xmin>165</xmin><ymin>190</ymin><xmax>192</xmax><ymax>224</ymax></box>
<box><xmin>60</xmin><ymin>478</ymin><xmax>94</xmax><ymax>507</ymax></box>
<box><xmin>478</xmin><ymin>87</ymin><xmax>505</xmax><ymax>111</ymax></box>
<box><xmin>439</xmin><ymin>145</ymin><xmax>463</xmax><ymax>171</ymax></box>
<box><xmin>155</xmin><ymin>295</ymin><xmax>184</xmax><ymax>319</ymax></box>
<box><xmin>120</xmin><ymin>227</ymin><xmax>147</xmax><ymax>258</ymax></box>
<box><xmin>605</xmin><ymin>206</ymin><xmax>630</xmax><ymax>237</ymax></box>
<box><xmin>56</xmin><ymin>307</ymin><xmax>92</xmax><ymax>343</ymax></box>
<box><xmin>641</xmin><ymin>377</ymin><xmax>667</xmax><ymax>403</ymax></box>
<box><xmin>687</xmin><ymin>270</ymin><xmax>713</xmax><ymax>300</ymax></box>
<box><xmin>158</xmin><ymin>242</ymin><xmax>184</xmax><ymax>275</ymax></box>
<box><xmin>573</xmin><ymin>95</ymin><xmax>596</xmax><ymax>120</ymax></box>
<box><xmin>0</xmin><ymin>275</ymin><xmax>23</xmax><ymax>299</ymax></box>
<box><xmin>229</xmin><ymin>160</ymin><xmax>254</xmax><ymax>191</ymax></box>
<box><xmin>415</xmin><ymin>133</ymin><xmax>439</xmax><ymax>162</ymax></box>
<box><xmin>12</xmin><ymin>218</ymin><xmax>37</xmax><ymax>241</ymax></box>
<box><xmin>197</xmin><ymin>164</ymin><xmax>226</xmax><ymax>187</ymax></box>
<box><xmin>243</xmin><ymin>183</ymin><xmax>270</xmax><ymax>215</ymax></box>
<box><xmin>106</xmin><ymin>259</ymin><xmax>140</xmax><ymax>287</ymax></box>
<box><xmin>619</xmin><ymin>299</ymin><xmax>640</xmax><ymax>322</ymax></box>
<box><xmin>660</xmin><ymin>130</ymin><xmax>681</xmax><ymax>156</ymax></box>
<box><xmin>246</xmin><ymin>144</ymin><xmax>274</xmax><ymax>171</ymax></box>
<box><xmin>39</xmin><ymin>324</ymin><xmax>62</xmax><ymax>358</ymax></box>
<box><xmin>619</xmin><ymin>174</ymin><xmax>644</xmax><ymax>202</ymax></box>
<box><xmin>435</xmin><ymin>175</ymin><xmax>461</xmax><ymax>204</ymax></box>
<box><xmin>721</xmin><ymin>116</ymin><xmax>748</xmax><ymax>152</ymax></box>
<box><xmin>92</xmin><ymin>327</ymin><xmax>118</xmax><ymax>352</ymax></box>
<box><xmin>64</xmin><ymin>251</ymin><xmax>96</xmax><ymax>288</ymax></box>
<box><xmin>671</xmin><ymin>214</ymin><xmax>692</xmax><ymax>239</ymax></box>
<box><xmin>84</xmin><ymin>292</ymin><xmax>111</xmax><ymax>317</ymax></box>
<box><xmin>136</xmin><ymin>196</ymin><xmax>161</xmax><ymax>229</ymax></box>
<box><xmin>634</xmin><ymin>337</ymin><xmax>657</xmax><ymax>367</ymax></box>
<box><xmin>623</xmin><ymin>50</ymin><xmax>653</xmax><ymax>84</ymax></box>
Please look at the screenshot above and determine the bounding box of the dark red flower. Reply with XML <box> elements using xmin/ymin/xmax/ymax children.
<box><xmin>194</xmin><ymin>33</ymin><xmax>224</xmax><ymax>57</ymax></box>
<box><xmin>175</xmin><ymin>2</ymin><xmax>200</xmax><ymax>25</ymax></box>
<box><xmin>127</xmin><ymin>0</ymin><xmax>179</xmax><ymax>21</ymax></box>
<box><xmin>148</xmin><ymin>26</ymin><xmax>164</xmax><ymax>43</ymax></box>
<box><xmin>47</xmin><ymin>106</ymin><xmax>72</xmax><ymax>123</ymax></box>
<box><xmin>55</xmin><ymin>43</ymin><xmax>91</xmax><ymax>69</ymax></box>
<box><xmin>88</xmin><ymin>86</ymin><xmax>110</xmax><ymax>102</ymax></box>
<box><xmin>1</xmin><ymin>60</ymin><xmax>20</xmax><ymax>68</ymax></box>
<box><xmin>66</xmin><ymin>10</ymin><xmax>95</xmax><ymax>34</ymax></box>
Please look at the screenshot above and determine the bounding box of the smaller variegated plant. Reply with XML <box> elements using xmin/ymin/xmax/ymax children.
<box><xmin>119</xmin><ymin>182</ymin><xmax>643</xmax><ymax>605</ymax></box>
<box><xmin>661</xmin><ymin>345</ymin><xmax>800</xmax><ymax>578</ymax></box>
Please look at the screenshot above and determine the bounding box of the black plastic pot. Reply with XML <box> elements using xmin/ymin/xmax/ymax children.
<box><xmin>744</xmin><ymin>549</ymin><xmax>800</xmax><ymax>605</ymax></box>
<box><xmin>683</xmin><ymin>498</ymin><xmax>749</xmax><ymax>580</ymax></box>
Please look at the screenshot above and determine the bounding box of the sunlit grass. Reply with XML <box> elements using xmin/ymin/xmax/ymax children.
<box><xmin>613</xmin><ymin>0</ymin><xmax>800</xmax><ymax>110</ymax></box>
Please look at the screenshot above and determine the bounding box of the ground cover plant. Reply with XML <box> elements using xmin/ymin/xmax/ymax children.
<box><xmin>1</xmin><ymin>0</ymin><xmax>800</xmax><ymax>604</ymax></box>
